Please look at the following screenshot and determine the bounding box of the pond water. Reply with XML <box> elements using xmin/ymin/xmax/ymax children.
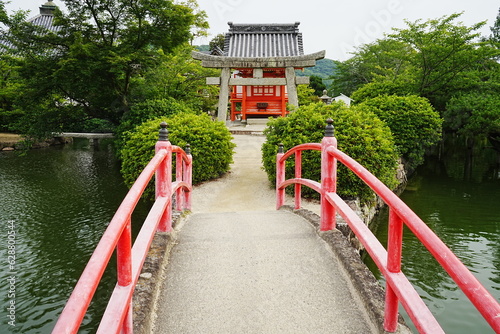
<box><xmin>365</xmin><ymin>137</ymin><xmax>500</xmax><ymax>333</ymax></box>
<box><xmin>0</xmin><ymin>139</ymin><xmax>150</xmax><ymax>333</ymax></box>
<box><xmin>1</xmin><ymin>135</ymin><xmax>499</xmax><ymax>333</ymax></box>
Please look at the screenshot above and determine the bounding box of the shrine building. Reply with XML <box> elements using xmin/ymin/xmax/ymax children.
<box><xmin>192</xmin><ymin>22</ymin><xmax>325</xmax><ymax>122</ymax></box>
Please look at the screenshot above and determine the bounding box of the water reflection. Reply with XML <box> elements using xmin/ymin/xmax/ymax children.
<box><xmin>0</xmin><ymin>139</ymin><xmax>150</xmax><ymax>333</ymax></box>
<box><xmin>365</xmin><ymin>137</ymin><xmax>500</xmax><ymax>334</ymax></box>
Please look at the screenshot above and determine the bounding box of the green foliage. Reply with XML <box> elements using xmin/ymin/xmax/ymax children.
<box><xmin>308</xmin><ymin>75</ymin><xmax>326</xmax><ymax>96</ymax></box>
<box><xmin>79</xmin><ymin>118</ymin><xmax>116</xmax><ymax>133</ymax></box>
<box><xmin>132</xmin><ymin>45</ymin><xmax>220</xmax><ymax>113</ymax></box>
<box><xmin>445</xmin><ymin>93</ymin><xmax>500</xmax><ymax>139</ymax></box>
<box><xmin>332</xmin><ymin>13</ymin><xmax>500</xmax><ymax>113</ymax></box>
<box><xmin>115</xmin><ymin>97</ymin><xmax>198</xmax><ymax>156</ymax></box>
<box><xmin>387</xmin><ymin>13</ymin><xmax>497</xmax><ymax>110</ymax></box>
<box><xmin>262</xmin><ymin>103</ymin><xmax>398</xmax><ymax>202</ymax></box>
<box><xmin>330</xmin><ymin>39</ymin><xmax>414</xmax><ymax>97</ymax></box>
<box><xmin>0</xmin><ymin>55</ymin><xmax>23</xmax><ymax>132</ymax></box>
<box><xmin>489</xmin><ymin>8</ymin><xmax>500</xmax><ymax>46</ymax></box>
<box><xmin>297</xmin><ymin>85</ymin><xmax>320</xmax><ymax>106</ymax></box>
<box><xmin>209</xmin><ymin>33</ymin><xmax>226</xmax><ymax>52</ymax></box>
<box><xmin>358</xmin><ymin>95</ymin><xmax>443</xmax><ymax>168</ymax></box>
<box><xmin>195</xmin><ymin>45</ymin><xmax>210</xmax><ymax>52</ymax></box>
<box><xmin>2</xmin><ymin>0</ymin><xmax>208</xmax><ymax>137</ymax></box>
<box><xmin>3</xmin><ymin>84</ymin><xmax>75</xmax><ymax>136</ymax></box>
<box><xmin>351</xmin><ymin>78</ymin><xmax>414</xmax><ymax>103</ymax></box>
<box><xmin>120</xmin><ymin>113</ymin><xmax>235</xmax><ymax>201</ymax></box>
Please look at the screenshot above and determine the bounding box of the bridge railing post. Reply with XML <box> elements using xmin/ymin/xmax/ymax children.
<box><xmin>384</xmin><ymin>208</ymin><xmax>404</xmax><ymax>332</ymax></box>
<box><xmin>294</xmin><ymin>150</ymin><xmax>302</xmax><ymax>210</ymax></box>
<box><xmin>175</xmin><ymin>150</ymin><xmax>184</xmax><ymax>212</ymax></box>
<box><xmin>175</xmin><ymin>144</ymin><xmax>193</xmax><ymax>212</ymax></box>
<box><xmin>320</xmin><ymin>119</ymin><xmax>337</xmax><ymax>231</ymax></box>
<box><xmin>116</xmin><ymin>217</ymin><xmax>133</xmax><ymax>333</ymax></box>
<box><xmin>155</xmin><ymin>122</ymin><xmax>173</xmax><ymax>232</ymax></box>
<box><xmin>276</xmin><ymin>143</ymin><xmax>285</xmax><ymax>209</ymax></box>
<box><xmin>183</xmin><ymin>144</ymin><xmax>192</xmax><ymax>211</ymax></box>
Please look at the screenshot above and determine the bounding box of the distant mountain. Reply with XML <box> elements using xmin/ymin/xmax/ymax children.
<box><xmin>195</xmin><ymin>45</ymin><xmax>210</xmax><ymax>52</ymax></box>
<box><xmin>296</xmin><ymin>58</ymin><xmax>337</xmax><ymax>79</ymax></box>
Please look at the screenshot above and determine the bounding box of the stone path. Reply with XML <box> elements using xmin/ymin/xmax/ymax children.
<box><xmin>150</xmin><ymin>133</ymin><xmax>378</xmax><ymax>333</ymax></box>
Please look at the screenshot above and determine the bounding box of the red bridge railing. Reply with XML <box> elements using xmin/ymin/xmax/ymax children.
<box><xmin>52</xmin><ymin>122</ymin><xmax>192</xmax><ymax>334</ymax></box>
<box><xmin>276</xmin><ymin>119</ymin><xmax>500</xmax><ymax>333</ymax></box>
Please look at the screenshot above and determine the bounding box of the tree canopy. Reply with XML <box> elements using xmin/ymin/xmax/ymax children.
<box><xmin>332</xmin><ymin>12</ymin><xmax>500</xmax><ymax>145</ymax></box>
<box><xmin>1</xmin><ymin>0</ymin><xmax>209</xmax><ymax>137</ymax></box>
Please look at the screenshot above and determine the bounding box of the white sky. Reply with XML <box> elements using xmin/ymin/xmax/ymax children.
<box><xmin>4</xmin><ymin>0</ymin><xmax>499</xmax><ymax>60</ymax></box>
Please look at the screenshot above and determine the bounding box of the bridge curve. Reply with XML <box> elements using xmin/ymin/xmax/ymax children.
<box><xmin>56</xmin><ymin>121</ymin><xmax>499</xmax><ymax>333</ymax></box>
<box><xmin>149</xmin><ymin>133</ymin><xmax>386</xmax><ymax>333</ymax></box>
<box><xmin>153</xmin><ymin>209</ymin><xmax>376</xmax><ymax>333</ymax></box>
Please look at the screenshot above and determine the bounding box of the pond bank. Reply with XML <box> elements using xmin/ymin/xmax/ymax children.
<box><xmin>0</xmin><ymin>133</ymin><xmax>71</xmax><ymax>151</ymax></box>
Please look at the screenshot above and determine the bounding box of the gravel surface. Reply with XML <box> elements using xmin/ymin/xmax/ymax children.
<box><xmin>150</xmin><ymin>134</ymin><xmax>378</xmax><ymax>334</ymax></box>
<box><xmin>191</xmin><ymin>134</ymin><xmax>320</xmax><ymax>214</ymax></box>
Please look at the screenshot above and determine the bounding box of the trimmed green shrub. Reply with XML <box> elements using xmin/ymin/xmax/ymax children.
<box><xmin>357</xmin><ymin>95</ymin><xmax>442</xmax><ymax>168</ymax></box>
<box><xmin>262</xmin><ymin>102</ymin><xmax>399</xmax><ymax>202</ymax></box>
<box><xmin>120</xmin><ymin>113</ymin><xmax>235</xmax><ymax>201</ymax></box>
<box><xmin>350</xmin><ymin>78</ymin><xmax>414</xmax><ymax>103</ymax></box>
<box><xmin>115</xmin><ymin>98</ymin><xmax>199</xmax><ymax>156</ymax></box>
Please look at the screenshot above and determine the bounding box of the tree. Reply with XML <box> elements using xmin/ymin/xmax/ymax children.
<box><xmin>308</xmin><ymin>75</ymin><xmax>326</xmax><ymax>96</ymax></box>
<box><xmin>350</xmin><ymin>77</ymin><xmax>414</xmax><ymax>103</ymax></box>
<box><xmin>488</xmin><ymin>7</ymin><xmax>500</xmax><ymax>45</ymax></box>
<box><xmin>330</xmin><ymin>39</ymin><xmax>414</xmax><ymax>97</ymax></box>
<box><xmin>387</xmin><ymin>13</ymin><xmax>498</xmax><ymax>110</ymax></box>
<box><xmin>131</xmin><ymin>44</ymin><xmax>219</xmax><ymax>111</ymax></box>
<box><xmin>358</xmin><ymin>95</ymin><xmax>442</xmax><ymax>168</ymax></box>
<box><xmin>0</xmin><ymin>1</ymin><xmax>6</xmax><ymax>23</ymax></box>
<box><xmin>445</xmin><ymin>93</ymin><xmax>500</xmax><ymax>141</ymax></box>
<box><xmin>0</xmin><ymin>55</ymin><xmax>24</xmax><ymax>132</ymax></box>
<box><xmin>334</xmin><ymin>14</ymin><xmax>499</xmax><ymax>111</ymax></box>
<box><xmin>1</xmin><ymin>0</ymin><xmax>208</xmax><ymax>137</ymax></box>
<box><xmin>296</xmin><ymin>84</ymin><xmax>319</xmax><ymax>106</ymax></box>
<box><xmin>209</xmin><ymin>33</ymin><xmax>225</xmax><ymax>52</ymax></box>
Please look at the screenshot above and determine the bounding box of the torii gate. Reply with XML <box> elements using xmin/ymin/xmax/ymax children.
<box><xmin>192</xmin><ymin>22</ymin><xmax>325</xmax><ymax>122</ymax></box>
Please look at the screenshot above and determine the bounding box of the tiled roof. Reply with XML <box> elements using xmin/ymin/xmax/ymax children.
<box><xmin>1</xmin><ymin>2</ymin><xmax>60</xmax><ymax>50</ymax></box>
<box><xmin>28</xmin><ymin>13</ymin><xmax>61</xmax><ymax>32</ymax></box>
<box><xmin>224</xmin><ymin>22</ymin><xmax>304</xmax><ymax>58</ymax></box>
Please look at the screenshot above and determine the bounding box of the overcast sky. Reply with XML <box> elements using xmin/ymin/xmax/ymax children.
<box><xmin>4</xmin><ymin>0</ymin><xmax>499</xmax><ymax>60</ymax></box>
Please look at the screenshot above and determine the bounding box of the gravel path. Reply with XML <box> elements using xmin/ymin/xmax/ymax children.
<box><xmin>150</xmin><ymin>133</ymin><xmax>378</xmax><ymax>334</ymax></box>
<box><xmin>191</xmin><ymin>134</ymin><xmax>319</xmax><ymax>214</ymax></box>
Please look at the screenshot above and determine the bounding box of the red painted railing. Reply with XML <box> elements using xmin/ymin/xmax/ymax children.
<box><xmin>52</xmin><ymin>122</ymin><xmax>192</xmax><ymax>334</ymax></box>
<box><xmin>276</xmin><ymin>119</ymin><xmax>500</xmax><ymax>333</ymax></box>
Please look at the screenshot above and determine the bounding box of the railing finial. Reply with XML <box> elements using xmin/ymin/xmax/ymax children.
<box><xmin>185</xmin><ymin>144</ymin><xmax>191</xmax><ymax>155</ymax></box>
<box><xmin>325</xmin><ymin>118</ymin><xmax>334</xmax><ymax>137</ymax></box>
<box><xmin>159</xmin><ymin>122</ymin><xmax>169</xmax><ymax>141</ymax></box>
<box><xmin>278</xmin><ymin>143</ymin><xmax>284</xmax><ymax>154</ymax></box>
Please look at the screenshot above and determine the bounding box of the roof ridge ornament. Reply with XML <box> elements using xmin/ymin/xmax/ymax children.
<box><xmin>40</xmin><ymin>1</ymin><xmax>57</xmax><ymax>15</ymax></box>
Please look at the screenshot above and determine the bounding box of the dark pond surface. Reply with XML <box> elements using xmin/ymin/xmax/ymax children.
<box><xmin>1</xmin><ymin>134</ymin><xmax>499</xmax><ymax>333</ymax></box>
<box><xmin>365</xmin><ymin>137</ymin><xmax>500</xmax><ymax>333</ymax></box>
<box><xmin>0</xmin><ymin>139</ymin><xmax>150</xmax><ymax>333</ymax></box>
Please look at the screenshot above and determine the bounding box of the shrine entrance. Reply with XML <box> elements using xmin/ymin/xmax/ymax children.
<box><xmin>230</xmin><ymin>68</ymin><xmax>288</xmax><ymax>121</ymax></box>
<box><xmin>192</xmin><ymin>22</ymin><xmax>325</xmax><ymax>122</ymax></box>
